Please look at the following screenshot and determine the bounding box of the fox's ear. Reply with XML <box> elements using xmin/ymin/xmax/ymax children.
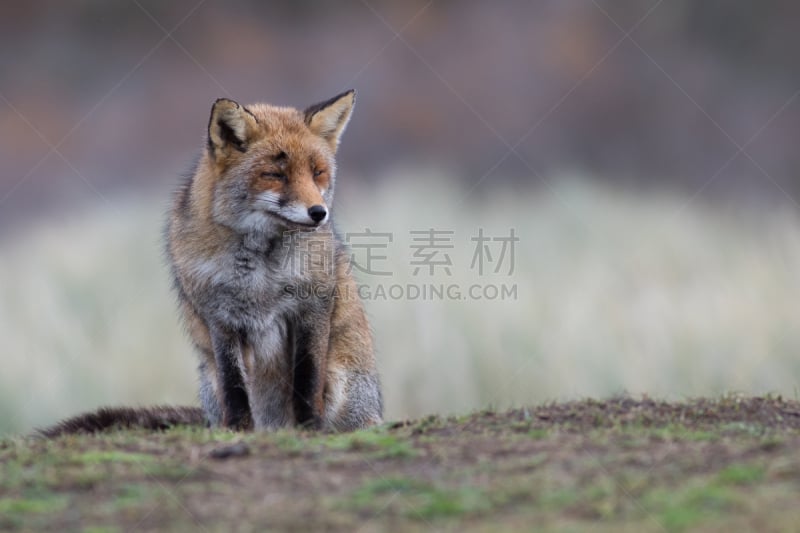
<box><xmin>207</xmin><ymin>98</ymin><xmax>259</xmax><ymax>159</ymax></box>
<box><xmin>304</xmin><ymin>90</ymin><xmax>355</xmax><ymax>152</ymax></box>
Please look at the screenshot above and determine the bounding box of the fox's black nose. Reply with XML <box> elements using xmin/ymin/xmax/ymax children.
<box><xmin>308</xmin><ymin>205</ymin><xmax>327</xmax><ymax>223</ymax></box>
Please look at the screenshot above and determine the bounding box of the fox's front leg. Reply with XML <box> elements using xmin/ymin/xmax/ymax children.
<box><xmin>291</xmin><ymin>312</ymin><xmax>330</xmax><ymax>429</ymax></box>
<box><xmin>209</xmin><ymin>325</ymin><xmax>253</xmax><ymax>431</ymax></box>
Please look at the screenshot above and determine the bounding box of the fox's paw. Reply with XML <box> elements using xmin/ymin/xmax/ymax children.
<box><xmin>222</xmin><ymin>411</ymin><xmax>254</xmax><ymax>432</ymax></box>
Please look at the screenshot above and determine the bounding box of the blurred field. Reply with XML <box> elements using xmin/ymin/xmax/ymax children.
<box><xmin>2</xmin><ymin>173</ymin><xmax>800</xmax><ymax>435</ymax></box>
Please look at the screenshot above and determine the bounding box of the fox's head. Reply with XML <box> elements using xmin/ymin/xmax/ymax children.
<box><xmin>203</xmin><ymin>90</ymin><xmax>355</xmax><ymax>233</ymax></box>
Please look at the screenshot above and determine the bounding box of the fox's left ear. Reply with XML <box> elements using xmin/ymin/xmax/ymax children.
<box><xmin>208</xmin><ymin>98</ymin><xmax>260</xmax><ymax>160</ymax></box>
<box><xmin>304</xmin><ymin>90</ymin><xmax>355</xmax><ymax>152</ymax></box>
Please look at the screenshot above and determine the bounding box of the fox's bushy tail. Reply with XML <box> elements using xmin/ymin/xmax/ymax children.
<box><xmin>37</xmin><ymin>406</ymin><xmax>206</xmax><ymax>438</ymax></box>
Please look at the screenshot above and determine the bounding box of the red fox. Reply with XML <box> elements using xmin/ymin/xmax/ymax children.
<box><xmin>40</xmin><ymin>90</ymin><xmax>383</xmax><ymax>437</ymax></box>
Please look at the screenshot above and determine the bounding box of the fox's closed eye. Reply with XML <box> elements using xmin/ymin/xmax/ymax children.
<box><xmin>313</xmin><ymin>169</ymin><xmax>325</xmax><ymax>177</ymax></box>
<box><xmin>261</xmin><ymin>172</ymin><xmax>287</xmax><ymax>181</ymax></box>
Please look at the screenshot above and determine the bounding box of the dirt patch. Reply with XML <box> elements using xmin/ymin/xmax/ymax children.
<box><xmin>1</xmin><ymin>396</ymin><xmax>799</xmax><ymax>532</ymax></box>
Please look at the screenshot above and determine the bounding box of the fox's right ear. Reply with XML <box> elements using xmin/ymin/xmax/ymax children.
<box><xmin>207</xmin><ymin>98</ymin><xmax>259</xmax><ymax>160</ymax></box>
<box><xmin>304</xmin><ymin>90</ymin><xmax>355</xmax><ymax>152</ymax></box>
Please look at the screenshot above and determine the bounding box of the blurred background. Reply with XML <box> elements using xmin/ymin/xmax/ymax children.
<box><xmin>1</xmin><ymin>0</ymin><xmax>799</xmax><ymax>435</ymax></box>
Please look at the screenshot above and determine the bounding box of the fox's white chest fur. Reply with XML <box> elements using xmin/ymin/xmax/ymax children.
<box><xmin>184</xmin><ymin>230</ymin><xmax>332</xmax><ymax>333</ymax></box>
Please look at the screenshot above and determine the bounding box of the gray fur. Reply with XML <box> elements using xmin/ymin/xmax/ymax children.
<box><xmin>327</xmin><ymin>371</ymin><xmax>384</xmax><ymax>431</ymax></box>
<box><xmin>198</xmin><ymin>361</ymin><xmax>222</xmax><ymax>427</ymax></box>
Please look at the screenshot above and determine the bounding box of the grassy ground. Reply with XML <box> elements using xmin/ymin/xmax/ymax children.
<box><xmin>2</xmin><ymin>396</ymin><xmax>799</xmax><ymax>532</ymax></box>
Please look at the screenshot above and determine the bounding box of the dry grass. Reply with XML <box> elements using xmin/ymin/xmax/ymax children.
<box><xmin>2</xmin><ymin>173</ymin><xmax>800</xmax><ymax>434</ymax></box>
